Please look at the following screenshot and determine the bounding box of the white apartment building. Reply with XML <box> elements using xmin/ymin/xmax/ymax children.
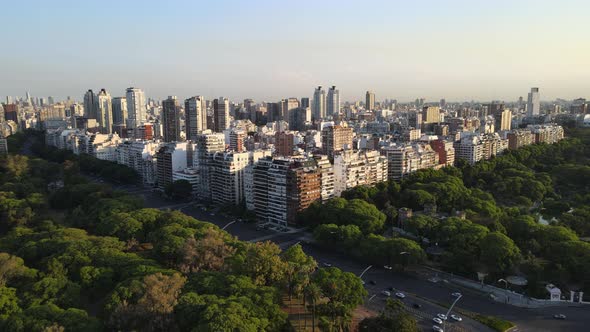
<box><xmin>333</xmin><ymin>150</ymin><xmax>387</xmax><ymax>196</ymax></box>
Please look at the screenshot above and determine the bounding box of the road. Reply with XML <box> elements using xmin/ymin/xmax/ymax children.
<box><xmin>102</xmin><ymin>181</ymin><xmax>588</xmax><ymax>331</ymax></box>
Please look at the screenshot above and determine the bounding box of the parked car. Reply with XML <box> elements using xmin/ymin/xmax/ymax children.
<box><xmin>450</xmin><ymin>314</ymin><xmax>462</xmax><ymax>321</ymax></box>
<box><xmin>437</xmin><ymin>314</ymin><xmax>447</xmax><ymax>320</ymax></box>
<box><xmin>383</xmin><ymin>265</ymin><xmax>393</xmax><ymax>270</ymax></box>
<box><xmin>433</xmin><ymin>317</ymin><xmax>443</xmax><ymax>325</ymax></box>
<box><xmin>395</xmin><ymin>292</ymin><xmax>406</xmax><ymax>299</ymax></box>
<box><xmin>413</xmin><ymin>303</ymin><xmax>422</xmax><ymax>309</ymax></box>
<box><xmin>553</xmin><ymin>314</ymin><xmax>566</xmax><ymax>320</ymax></box>
<box><xmin>369</xmin><ymin>280</ymin><xmax>377</xmax><ymax>285</ymax></box>
<box><xmin>323</xmin><ymin>262</ymin><xmax>332</xmax><ymax>267</ymax></box>
<box><xmin>381</xmin><ymin>290</ymin><xmax>391</xmax><ymax>297</ymax></box>
<box><xmin>432</xmin><ymin>325</ymin><xmax>444</xmax><ymax>332</ymax></box>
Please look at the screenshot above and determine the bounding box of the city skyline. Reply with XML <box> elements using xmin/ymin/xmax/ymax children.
<box><xmin>1</xmin><ymin>0</ymin><xmax>589</xmax><ymax>101</ymax></box>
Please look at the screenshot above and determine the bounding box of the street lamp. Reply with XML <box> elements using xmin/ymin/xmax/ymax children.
<box><xmin>222</xmin><ymin>220</ymin><xmax>237</xmax><ymax>230</ymax></box>
<box><xmin>443</xmin><ymin>293</ymin><xmax>462</xmax><ymax>332</ymax></box>
<box><xmin>498</xmin><ymin>279</ymin><xmax>508</xmax><ymax>303</ymax></box>
<box><xmin>359</xmin><ymin>265</ymin><xmax>373</xmax><ymax>279</ymax></box>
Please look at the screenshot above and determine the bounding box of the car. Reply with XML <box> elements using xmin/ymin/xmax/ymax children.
<box><xmin>413</xmin><ymin>303</ymin><xmax>422</xmax><ymax>309</ymax></box>
<box><xmin>553</xmin><ymin>314</ymin><xmax>566</xmax><ymax>320</ymax></box>
<box><xmin>369</xmin><ymin>280</ymin><xmax>377</xmax><ymax>285</ymax></box>
<box><xmin>381</xmin><ymin>290</ymin><xmax>391</xmax><ymax>297</ymax></box>
<box><xmin>383</xmin><ymin>265</ymin><xmax>393</xmax><ymax>270</ymax></box>
<box><xmin>395</xmin><ymin>292</ymin><xmax>406</xmax><ymax>299</ymax></box>
<box><xmin>323</xmin><ymin>262</ymin><xmax>332</xmax><ymax>267</ymax></box>
<box><xmin>433</xmin><ymin>317</ymin><xmax>443</xmax><ymax>324</ymax></box>
<box><xmin>388</xmin><ymin>286</ymin><xmax>395</xmax><ymax>291</ymax></box>
<box><xmin>451</xmin><ymin>292</ymin><xmax>462</xmax><ymax>298</ymax></box>
<box><xmin>437</xmin><ymin>314</ymin><xmax>448</xmax><ymax>320</ymax></box>
<box><xmin>432</xmin><ymin>325</ymin><xmax>444</xmax><ymax>332</ymax></box>
<box><xmin>450</xmin><ymin>314</ymin><xmax>462</xmax><ymax>321</ymax></box>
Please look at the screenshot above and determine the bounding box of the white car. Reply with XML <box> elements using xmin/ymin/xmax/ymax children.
<box><xmin>433</xmin><ymin>317</ymin><xmax>443</xmax><ymax>324</ymax></box>
<box><xmin>451</xmin><ymin>292</ymin><xmax>462</xmax><ymax>298</ymax></box>
<box><xmin>432</xmin><ymin>325</ymin><xmax>444</xmax><ymax>332</ymax></box>
<box><xmin>395</xmin><ymin>292</ymin><xmax>406</xmax><ymax>299</ymax></box>
<box><xmin>450</xmin><ymin>314</ymin><xmax>462</xmax><ymax>321</ymax></box>
<box><xmin>383</xmin><ymin>265</ymin><xmax>393</xmax><ymax>270</ymax></box>
<box><xmin>381</xmin><ymin>290</ymin><xmax>391</xmax><ymax>297</ymax></box>
<box><xmin>437</xmin><ymin>313</ymin><xmax>448</xmax><ymax>320</ymax></box>
<box><xmin>323</xmin><ymin>262</ymin><xmax>332</xmax><ymax>267</ymax></box>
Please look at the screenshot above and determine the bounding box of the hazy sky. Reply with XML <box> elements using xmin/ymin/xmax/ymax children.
<box><xmin>1</xmin><ymin>0</ymin><xmax>589</xmax><ymax>102</ymax></box>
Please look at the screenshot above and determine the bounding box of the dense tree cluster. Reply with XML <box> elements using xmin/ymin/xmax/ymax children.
<box><xmin>0</xmin><ymin>135</ymin><xmax>367</xmax><ymax>331</ymax></box>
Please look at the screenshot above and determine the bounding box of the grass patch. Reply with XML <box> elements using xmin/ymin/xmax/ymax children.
<box><xmin>463</xmin><ymin>312</ymin><xmax>515</xmax><ymax>332</ymax></box>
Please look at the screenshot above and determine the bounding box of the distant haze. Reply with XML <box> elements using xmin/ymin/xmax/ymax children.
<box><xmin>1</xmin><ymin>0</ymin><xmax>589</xmax><ymax>102</ymax></box>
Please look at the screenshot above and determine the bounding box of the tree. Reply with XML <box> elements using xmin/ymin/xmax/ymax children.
<box><xmin>282</xmin><ymin>244</ymin><xmax>317</xmax><ymax>300</ymax></box>
<box><xmin>0</xmin><ymin>286</ymin><xmax>21</xmax><ymax>322</ymax></box>
<box><xmin>232</xmin><ymin>241</ymin><xmax>287</xmax><ymax>286</ymax></box>
<box><xmin>359</xmin><ymin>299</ymin><xmax>418</xmax><ymax>332</ymax></box>
<box><xmin>109</xmin><ymin>273</ymin><xmax>186</xmax><ymax>331</ymax></box>
<box><xmin>480</xmin><ymin>232</ymin><xmax>521</xmax><ymax>275</ymax></box>
<box><xmin>178</xmin><ymin>228</ymin><xmax>236</xmax><ymax>274</ymax></box>
<box><xmin>165</xmin><ymin>180</ymin><xmax>193</xmax><ymax>200</ymax></box>
<box><xmin>340</xmin><ymin>199</ymin><xmax>386</xmax><ymax>234</ymax></box>
<box><xmin>5</xmin><ymin>155</ymin><xmax>29</xmax><ymax>179</ymax></box>
<box><xmin>312</xmin><ymin>267</ymin><xmax>367</xmax><ymax>330</ymax></box>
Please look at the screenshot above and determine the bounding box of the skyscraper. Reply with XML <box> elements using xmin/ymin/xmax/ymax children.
<box><xmin>500</xmin><ymin>109</ymin><xmax>512</xmax><ymax>131</ymax></box>
<box><xmin>326</xmin><ymin>86</ymin><xmax>340</xmax><ymax>117</ymax></box>
<box><xmin>126</xmin><ymin>87</ymin><xmax>146</xmax><ymax>129</ymax></box>
<box><xmin>112</xmin><ymin>97</ymin><xmax>128</xmax><ymax>126</ymax></box>
<box><xmin>366</xmin><ymin>91</ymin><xmax>375</xmax><ymax>111</ymax></box>
<box><xmin>96</xmin><ymin>89</ymin><xmax>113</xmax><ymax>134</ymax></box>
<box><xmin>526</xmin><ymin>87</ymin><xmax>540</xmax><ymax>117</ymax></box>
<box><xmin>185</xmin><ymin>96</ymin><xmax>207</xmax><ymax>141</ymax></box>
<box><xmin>300</xmin><ymin>97</ymin><xmax>310</xmax><ymax>109</ymax></box>
<box><xmin>162</xmin><ymin>96</ymin><xmax>181</xmax><ymax>142</ymax></box>
<box><xmin>280</xmin><ymin>98</ymin><xmax>299</xmax><ymax>123</ymax></box>
<box><xmin>312</xmin><ymin>86</ymin><xmax>326</xmax><ymax>121</ymax></box>
<box><xmin>213</xmin><ymin>97</ymin><xmax>230</xmax><ymax>132</ymax></box>
<box><xmin>83</xmin><ymin>90</ymin><xmax>96</xmax><ymax>119</ymax></box>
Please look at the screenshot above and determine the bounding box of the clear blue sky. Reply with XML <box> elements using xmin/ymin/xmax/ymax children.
<box><xmin>1</xmin><ymin>0</ymin><xmax>589</xmax><ymax>102</ymax></box>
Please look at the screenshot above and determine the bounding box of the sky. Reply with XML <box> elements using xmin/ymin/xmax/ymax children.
<box><xmin>1</xmin><ymin>0</ymin><xmax>589</xmax><ymax>103</ymax></box>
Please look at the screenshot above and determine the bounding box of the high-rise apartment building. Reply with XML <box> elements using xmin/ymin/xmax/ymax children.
<box><xmin>333</xmin><ymin>150</ymin><xmax>388</xmax><ymax>196</ymax></box>
<box><xmin>112</xmin><ymin>97</ymin><xmax>127</xmax><ymax>126</ymax></box>
<box><xmin>326</xmin><ymin>86</ymin><xmax>340</xmax><ymax>117</ymax></box>
<box><xmin>155</xmin><ymin>142</ymin><xmax>189</xmax><ymax>189</ymax></box>
<box><xmin>83</xmin><ymin>90</ymin><xmax>96</xmax><ymax>119</ymax></box>
<box><xmin>275</xmin><ymin>131</ymin><xmax>295</xmax><ymax>156</ymax></box>
<box><xmin>500</xmin><ymin>109</ymin><xmax>512</xmax><ymax>131</ymax></box>
<box><xmin>422</xmin><ymin>106</ymin><xmax>440</xmax><ymax>124</ymax></box>
<box><xmin>250</xmin><ymin>157</ymin><xmax>321</xmax><ymax>226</ymax></box>
<box><xmin>280</xmin><ymin>98</ymin><xmax>300</xmax><ymax>124</ymax></box>
<box><xmin>229</xmin><ymin>129</ymin><xmax>246</xmax><ymax>152</ymax></box>
<box><xmin>213</xmin><ymin>97</ymin><xmax>230</xmax><ymax>132</ymax></box>
<box><xmin>321</xmin><ymin>124</ymin><xmax>353</xmax><ymax>160</ymax></box>
<box><xmin>366</xmin><ymin>91</ymin><xmax>375</xmax><ymax>111</ymax></box>
<box><xmin>96</xmin><ymin>89</ymin><xmax>112</xmax><ymax>134</ymax></box>
<box><xmin>126</xmin><ymin>87</ymin><xmax>146</xmax><ymax>129</ymax></box>
<box><xmin>526</xmin><ymin>87</ymin><xmax>540</xmax><ymax>117</ymax></box>
<box><xmin>185</xmin><ymin>96</ymin><xmax>207</xmax><ymax>140</ymax></box>
<box><xmin>312</xmin><ymin>86</ymin><xmax>326</xmax><ymax>121</ymax></box>
<box><xmin>161</xmin><ymin>96</ymin><xmax>180</xmax><ymax>142</ymax></box>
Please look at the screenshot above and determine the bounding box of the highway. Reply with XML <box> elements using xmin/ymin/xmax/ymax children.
<box><xmin>106</xmin><ymin>182</ymin><xmax>587</xmax><ymax>332</ymax></box>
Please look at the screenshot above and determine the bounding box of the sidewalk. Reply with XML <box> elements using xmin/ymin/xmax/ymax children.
<box><xmin>421</xmin><ymin>266</ymin><xmax>587</xmax><ymax>309</ymax></box>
